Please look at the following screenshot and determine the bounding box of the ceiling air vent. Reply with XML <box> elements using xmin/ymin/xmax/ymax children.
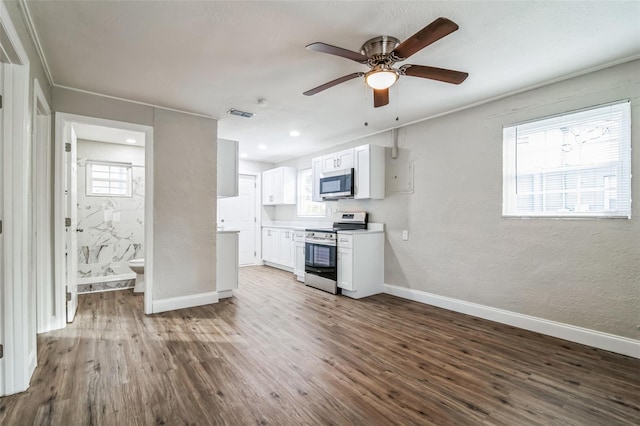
<box><xmin>227</xmin><ymin>108</ymin><xmax>254</xmax><ymax>118</ymax></box>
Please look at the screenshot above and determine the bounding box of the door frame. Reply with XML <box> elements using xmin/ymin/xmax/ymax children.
<box><xmin>54</xmin><ymin>113</ymin><xmax>154</xmax><ymax>316</ymax></box>
<box><xmin>0</xmin><ymin>0</ymin><xmax>33</xmax><ymax>396</ymax></box>
<box><xmin>32</xmin><ymin>78</ymin><xmax>55</xmax><ymax>333</ymax></box>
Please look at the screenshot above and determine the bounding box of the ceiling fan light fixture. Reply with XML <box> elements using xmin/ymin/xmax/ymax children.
<box><xmin>365</xmin><ymin>67</ymin><xmax>398</xmax><ymax>90</ymax></box>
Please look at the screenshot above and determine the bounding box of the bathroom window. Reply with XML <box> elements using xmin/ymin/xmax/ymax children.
<box><xmin>86</xmin><ymin>161</ymin><xmax>132</xmax><ymax>197</ymax></box>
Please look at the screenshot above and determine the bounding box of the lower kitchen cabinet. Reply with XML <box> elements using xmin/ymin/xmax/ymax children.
<box><xmin>336</xmin><ymin>232</ymin><xmax>384</xmax><ymax>299</ymax></box>
<box><xmin>262</xmin><ymin>227</ymin><xmax>295</xmax><ymax>271</ymax></box>
<box><xmin>293</xmin><ymin>230</ymin><xmax>306</xmax><ymax>282</ymax></box>
<box><xmin>216</xmin><ymin>231</ymin><xmax>239</xmax><ymax>298</ymax></box>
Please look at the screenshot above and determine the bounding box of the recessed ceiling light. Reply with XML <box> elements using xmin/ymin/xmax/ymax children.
<box><xmin>126</xmin><ymin>138</ymin><xmax>136</xmax><ymax>144</ymax></box>
<box><xmin>289</xmin><ymin>130</ymin><xmax>300</xmax><ymax>137</ymax></box>
<box><xmin>258</xmin><ymin>144</ymin><xmax>267</xmax><ymax>150</ymax></box>
<box><xmin>240</xmin><ymin>153</ymin><xmax>248</xmax><ymax>158</ymax></box>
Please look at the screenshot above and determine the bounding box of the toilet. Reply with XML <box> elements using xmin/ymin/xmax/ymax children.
<box><xmin>128</xmin><ymin>258</ymin><xmax>145</xmax><ymax>293</ymax></box>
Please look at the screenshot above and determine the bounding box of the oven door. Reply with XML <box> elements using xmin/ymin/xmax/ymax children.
<box><xmin>305</xmin><ymin>242</ymin><xmax>337</xmax><ymax>281</ymax></box>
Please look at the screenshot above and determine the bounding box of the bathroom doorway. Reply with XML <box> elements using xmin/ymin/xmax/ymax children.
<box><xmin>55</xmin><ymin>114</ymin><xmax>154</xmax><ymax>319</ymax></box>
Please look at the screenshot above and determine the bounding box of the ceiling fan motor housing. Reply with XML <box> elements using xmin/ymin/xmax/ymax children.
<box><xmin>361</xmin><ymin>36</ymin><xmax>400</xmax><ymax>66</ymax></box>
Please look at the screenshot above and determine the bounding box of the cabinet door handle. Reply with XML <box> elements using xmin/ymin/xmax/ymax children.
<box><xmin>337</xmin><ymin>158</ymin><xmax>341</xmax><ymax>168</ymax></box>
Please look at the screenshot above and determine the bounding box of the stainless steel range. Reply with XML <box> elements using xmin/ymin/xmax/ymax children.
<box><xmin>305</xmin><ymin>212</ymin><xmax>367</xmax><ymax>294</ymax></box>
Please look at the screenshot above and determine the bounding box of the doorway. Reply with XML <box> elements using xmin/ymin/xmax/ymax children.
<box><xmin>54</xmin><ymin>114</ymin><xmax>154</xmax><ymax>319</ymax></box>
<box><xmin>218</xmin><ymin>174</ymin><xmax>257</xmax><ymax>265</ymax></box>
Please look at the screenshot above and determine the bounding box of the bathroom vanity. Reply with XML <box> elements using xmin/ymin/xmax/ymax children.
<box><xmin>216</xmin><ymin>230</ymin><xmax>239</xmax><ymax>298</ymax></box>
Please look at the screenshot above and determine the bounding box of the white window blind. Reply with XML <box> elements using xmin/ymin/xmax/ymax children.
<box><xmin>503</xmin><ymin>100</ymin><xmax>631</xmax><ymax>218</ymax></box>
<box><xmin>86</xmin><ymin>161</ymin><xmax>132</xmax><ymax>197</ymax></box>
<box><xmin>297</xmin><ymin>168</ymin><xmax>326</xmax><ymax>217</ymax></box>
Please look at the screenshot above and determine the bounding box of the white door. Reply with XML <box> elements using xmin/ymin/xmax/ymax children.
<box><xmin>218</xmin><ymin>174</ymin><xmax>256</xmax><ymax>265</ymax></box>
<box><xmin>0</xmin><ymin>62</ymin><xmax>5</xmax><ymax>393</ymax></box>
<box><xmin>65</xmin><ymin>125</ymin><xmax>78</xmax><ymax>322</ymax></box>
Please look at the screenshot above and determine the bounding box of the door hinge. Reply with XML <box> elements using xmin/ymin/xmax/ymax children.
<box><xmin>254</xmin><ymin>251</ymin><xmax>257</xmax><ymax>257</ymax></box>
<box><xmin>0</xmin><ymin>344</ymin><xmax>3</xmax><ymax>359</ymax></box>
<box><xmin>254</xmin><ymin>217</ymin><xmax>256</xmax><ymax>223</ymax></box>
<box><xmin>0</xmin><ymin>219</ymin><xmax>2</xmax><ymax>234</ymax></box>
<box><xmin>65</xmin><ymin>217</ymin><xmax>71</xmax><ymax>227</ymax></box>
<box><xmin>0</xmin><ymin>94</ymin><xmax>3</xmax><ymax>109</ymax></box>
<box><xmin>65</xmin><ymin>142</ymin><xmax>71</xmax><ymax>152</ymax></box>
<box><xmin>66</xmin><ymin>286</ymin><xmax>71</xmax><ymax>302</ymax></box>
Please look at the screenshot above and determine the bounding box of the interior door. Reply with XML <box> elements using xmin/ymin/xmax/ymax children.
<box><xmin>65</xmin><ymin>125</ymin><xmax>78</xmax><ymax>322</ymax></box>
<box><xmin>218</xmin><ymin>175</ymin><xmax>256</xmax><ymax>265</ymax></box>
<box><xmin>0</xmin><ymin>62</ymin><xmax>5</xmax><ymax>393</ymax></box>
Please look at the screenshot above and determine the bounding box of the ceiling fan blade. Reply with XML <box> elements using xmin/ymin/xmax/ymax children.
<box><xmin>392</xmin><ymin>17</ymin><xmax>459</xmax><ymax>60</ymax></box>
<box><xmin>303</xmin><ymin>72</ymin><xmax>364</xmax><ymax>96</ymax></box>
<box><xmin>401</xmin><ymin>64</ymin><xmax>469</xmax><ymax>84</ymax></box>
<box><xmin>306</xmin><ymin>42</ymin><xmax>369</xmax><ymax>63</ymax></box>
<box><xmin>373</xmin><ymin>88</ymin><xmax>389</xmax><ymax>108</ymax></box>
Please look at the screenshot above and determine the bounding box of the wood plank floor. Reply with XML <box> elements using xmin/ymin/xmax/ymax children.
<box><xmin>1</xmin><ymin>266</ymin><xmax>639</xmax><ymax>425</ymax></box>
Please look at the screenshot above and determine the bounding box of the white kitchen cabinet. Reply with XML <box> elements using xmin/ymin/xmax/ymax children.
<box><xmin>216</xmin><ymin>231</ymin><xmax>239</xmax><ymax>298</ymax></box>
<box><xmin>336</xmin><ymin>231</ymin><xmax>384</xmax><ymax>299</ymax></box>
<box><xmin>293</xmin><ymin>230</ymin><xmax>306</xmax><ymax>282</ymax></box>
<box><xmin>337</xmin><ymin>247</ymin><xmax>353</xmax><ymax>291</ymax></box>
<box><xmin>321</xmin><ymin>148</ymin><xmax>354</xmax><ymax>173</ymax></box>
<box><xmin>262</xmin><ymin>227</ymin><xmax>279</xmax><ymax>263</ymax></box>
<box><xmin>262</xmin><ymin>226</ymin><xmax>295</xmax><ymax>271</ymax></box>
<box><xmin>311</xmin><ymin>157</ymin><xmax>322</xmax><ymax>202</ymax></box>
<box><xmin>262</xmin><ymin>166</ymin><xmax>297</xmax><ymax>205</ymax></box>
<box><xmin>354</xmin><ymin>144</ymin><xmax>385</xmax><ymax>199</ymax></box>
<box><xmin>277</xmin><ymin>229</ymin><xmax>294</xmax><ymax>268</ymax></box>
<box><xmin>217</xmin><ymin>139</ymin><xmax>239</xmax><ymax>198</ymax></box>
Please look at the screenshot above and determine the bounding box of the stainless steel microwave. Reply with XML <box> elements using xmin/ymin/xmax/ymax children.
<box><xmin>319</xmin><ymin>168</ymin><xmax>354</xmax><ymax>200</ymax></box>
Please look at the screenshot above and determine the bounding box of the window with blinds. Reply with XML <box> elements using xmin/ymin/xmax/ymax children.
<box><xmin>297</xmin><ymin>168</ymin><xmax>326</xmax><ymax>217</ymax></box>
<box><xmin>86</xmin><ymin>161</ymin><xmax>132</xmax><ymax>197</ymax></box>
<box><xmin>503</xmin><ymin>100</ymin><xmax>631</xmax><ymax>218</ymax></box>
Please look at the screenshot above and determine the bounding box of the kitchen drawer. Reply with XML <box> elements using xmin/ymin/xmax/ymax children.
<box><xmin>294</xmin><ymin>231</ymin><xmax>306</xmax><ymax>243</ymax></box>
<box><xmin>337</xmin><ymin>234</ymin><xmax>353</xmax><ymax>248</ymax></box>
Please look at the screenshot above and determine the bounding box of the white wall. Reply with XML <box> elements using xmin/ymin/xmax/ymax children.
<box><xmin>277</xmin><ymin>60</ymin><xmax>640</xmax><ymax>340</ymax></box>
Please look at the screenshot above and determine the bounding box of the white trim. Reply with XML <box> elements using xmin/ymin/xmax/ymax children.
<box><xmin>152</xmin><ymin>292</ymin><xmax>219</xmax><ymax>314</ymax></box>
<box><xmin>54</xmin><ymin>113</ymin><xmax>155</xmax><ymax>320</ymax></box>
<box><xmin>77</xmin><ymin>273</ymin><xmax>136</xmax><ymax>285</ymax></box>
<box><xmin>383</xmin><ymin>284</ymin><xmax>640</xmax><ymax>359</ymax></box>
<box><xmin>55</xmin><ymin>84</ymin><xmax>212</xmax><ymax>119</ymax></box>
<box><xmin>0</xmin><ymin>0</ymin><xmax>32</xmax><ymax>396</ymax></box>
<box><xmin>32</xmin><ymin>79</ymin><xmax>55</xmax><ymax>334</ymax></box>
<box><xmin>17</xmin><ymin>0</ymin><xmax>54</xmax><ymax>86</ymax></box>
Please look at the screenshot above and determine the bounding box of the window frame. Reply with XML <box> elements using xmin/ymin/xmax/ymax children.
<box><xmin>296</xmin><ymin>168</ymin><xmax>326</xmax><ymax>217</ymax></box>
<box><xmin>502</xmin><ymin>100</ymin><xmax>631</xmax><ymax>219</ymax></box>
<box><xmin>86</xmin><ymin>160</ymin><xmax>133</xmax><ymax>198</ymax></box>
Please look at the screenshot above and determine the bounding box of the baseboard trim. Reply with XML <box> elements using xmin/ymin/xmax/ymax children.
<box><xmin>78</xmin><ymin>273</ymin><xmax>136</xmax><ymax>285</ymax></box>
<box><xmin>383</xmin><ymin>284</ymin><xmax>640</xmax><ymax>359</ymax></box>
<box><xmin>218</xmin><ymin>290</ymin><xmax>233</xmax><ymax>299</ymax></box>
<box><xmin>152</xmin><ymin>291</ymin><xmax>219</xmax><ymax>314</ymax></box>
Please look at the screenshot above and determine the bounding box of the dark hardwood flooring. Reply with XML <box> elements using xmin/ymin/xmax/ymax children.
<box><xmin>1</xmin><ymin>266</ymin><xmax>638</xmax><ymax>425</ymax></box>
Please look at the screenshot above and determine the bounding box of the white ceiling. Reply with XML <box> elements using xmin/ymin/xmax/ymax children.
<box><xmin>26</xmin><ymin>1</ymin><xmax>640</xmax><ymax>163</ymax></box>
<box><xmin>73</xmin><ymin>123</ymin><xmax>146</xmax><ymax>147</ymax></box>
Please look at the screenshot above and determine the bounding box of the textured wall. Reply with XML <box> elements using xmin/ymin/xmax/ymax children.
<box><xmin>277</xmin><ymin>60</ymin><xmax>640</xmax><ymax>339</ymax></box>
<box><xmin>153</xmin><ymin>109</ymin><xmax>217</xmax><ymax>299</ymax></box>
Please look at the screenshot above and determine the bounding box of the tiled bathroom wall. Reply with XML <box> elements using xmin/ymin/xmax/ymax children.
<box><xmin>77</xmin><ymin>139</ymin><xmax>145</xmax><ymax>292</ymax></box>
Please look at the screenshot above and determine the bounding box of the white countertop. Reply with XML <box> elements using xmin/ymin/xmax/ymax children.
<box><xmin>337</xmin><ymin>229</ymin><xmax>384</xmax><ymax>235</ymax></box>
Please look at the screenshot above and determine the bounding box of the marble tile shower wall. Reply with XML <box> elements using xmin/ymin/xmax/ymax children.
<box><xmin>76</xmin><ymin>140</ymin><xmax>145</xmax><ymax>292</ymax></box>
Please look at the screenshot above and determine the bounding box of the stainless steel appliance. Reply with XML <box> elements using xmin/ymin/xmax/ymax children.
<box><xmin>305</xmin><ymin>212</ymin><xmax>367</xmax><ymax>294</ymax></box>
<box><xmin>319</xmin><ymin>168</ymin><xmax>354</xmax><ymax>200</ymax></box>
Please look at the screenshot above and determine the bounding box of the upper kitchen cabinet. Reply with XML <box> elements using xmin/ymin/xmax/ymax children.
<box><xmin>311</xmin><ymin>157</ymin><xmax>322</xmax><ymax>202</ymax></box>
<box><xmin>321</xmin><ymin>148</ymin><xmax>354</xmax><ymax>173</ymax></box>
<box><xmin>262</xmin><ymin>166</ymin><xmax>296</xmax><ymax>205</ymax></box>
<box><xmin>217</xmin><ymin>139</ymin><xmax>239</xmax><ymax>198</ymax></box>
<box><xmin>354</xmin><ymin>144</ymin><xmax>385</xmax><ymax>199</ymax></box>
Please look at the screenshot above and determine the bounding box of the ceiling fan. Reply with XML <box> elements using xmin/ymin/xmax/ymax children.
<box><xmin>303</xmin><ymin>17</ymin><xmax>469</xmax><ymax>108</ymax></box>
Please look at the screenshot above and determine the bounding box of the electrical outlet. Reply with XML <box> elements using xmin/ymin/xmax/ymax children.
<box><xmin>402</xmin><ymin>230</ymin><xmax>409</xmax><ymax>241</ymax></box>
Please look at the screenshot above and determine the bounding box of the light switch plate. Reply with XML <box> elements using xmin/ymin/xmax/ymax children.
<box><xmin>402</xmin><ymin>230</ymin><xmax>409</xmax><ymax>241</ymax></box>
